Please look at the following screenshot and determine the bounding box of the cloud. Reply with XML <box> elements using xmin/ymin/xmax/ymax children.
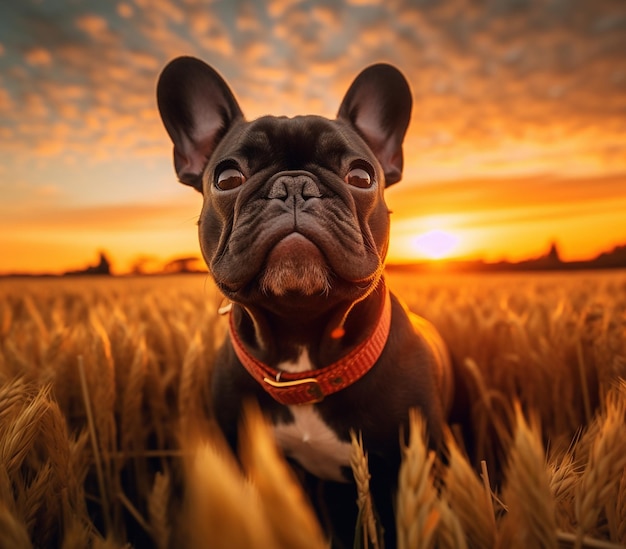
<box><xmin>1</xmin><ymin>199</ymin><xmax>200</xmax><ymax>233</ymax></box>
<box><xmin>386</xmin><ymin>172</ymin><xmax>626</xmax><ymax>224</ymax></box>
<box><xmin>75</xmin><ymin>14</ymin><xmax>109</xmax><ymax>37</ymax></box>
<box><xmin>0</xmin><ymin>84</ymin><xmax>13</xmax><ymax>110</ymax></box>
<box><xmin>236</xmin><ymin>2</ymin><xmax>262</xmax><ymax>33</ymax></box>
<box><xmin>24</xmin><ymin>47</ymin><xmax>52</xmax><ymax>67</ymax></box>
<box><xmin>267</xmin><ymin>0</ymin><xmax>303</xmax><ymax>19</ymax></box>
<box><xmin>117</xmin><ymin>3</ymin><xmax>134</xmax><ymax>19</ymax></box>
<box><xmin>0</xmin><ymin>0</ymin><xmax>624</xmax><ymax>185</ymax></box>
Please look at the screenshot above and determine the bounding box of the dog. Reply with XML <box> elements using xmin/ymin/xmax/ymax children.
<box><xmin>157</xmin><ymin>57</ymin><xmax>454</xmax><ymax>547</ymax></box>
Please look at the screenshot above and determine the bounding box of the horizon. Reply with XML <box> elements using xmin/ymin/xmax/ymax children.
<box><xmin>4</xmin><ymin>238</ymin><xmax>625</xmax><ymax>277</ymax></box>
<box><xmin>1</xmin><ymin>0</ymin><xmax>625</xmax><ymax>274</ymax></box>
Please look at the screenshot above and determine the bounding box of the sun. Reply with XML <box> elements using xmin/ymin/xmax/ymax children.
<box><xmin>412</xmin><ymin>229</ymin><xmax>460</xmax><ymax>260</ymax></box>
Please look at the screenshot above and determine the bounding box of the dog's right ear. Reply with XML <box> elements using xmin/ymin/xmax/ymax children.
<box><xmin>157</xmin><ymin>57</ymin><xmax>243</xmax><ymax>192</ymax></box>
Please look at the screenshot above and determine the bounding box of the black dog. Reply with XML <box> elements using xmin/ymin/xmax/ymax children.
<box><xmin>157</xmin><ymin>57</ymin><xmax>453</xmax><ymax>547</ymax></box>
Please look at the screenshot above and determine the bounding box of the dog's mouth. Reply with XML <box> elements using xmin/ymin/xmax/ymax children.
<box><xmin>206</xmin><ymin>201</ymin><xmax>385</xmax><ymax>301</ymax></box>
<box><xmin>257</xmin><ymin>233</ymin><xmax>332</xmax><ymax>297</ymax></box>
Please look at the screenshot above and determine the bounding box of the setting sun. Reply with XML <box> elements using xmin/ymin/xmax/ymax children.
<box><xmin>412</xmin><ymin>229</ymin><xmax>460</xmax><ymax>260</ymax></box>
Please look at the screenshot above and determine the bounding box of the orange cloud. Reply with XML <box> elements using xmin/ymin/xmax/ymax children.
<box><xmin>75</xmin><ymin>14</ymin><xmax>109</xmax><ymax>37</ymax></box>
<box><xmin>24</xmin><ymin>47</ymin><xmax>52</xmax><ymax>67</ymax></box>
<box><xmin>387</xmin><ymin>173</ymin><xmax>626</xmax><ymax>219</ymax></box>
<box><xmin>117</xmin><ymin>3</ymin><xmax>133</xmax><ymax>18</ymax></box>
<box><xmin>267</xmin><ymin>0</ymin><xmax>302</xmax><ymax>19</ymax></box>
<box><xmin>19</xmin><ymin>201</ymin><xmax>197</xmax><ymax>232</ymax></box>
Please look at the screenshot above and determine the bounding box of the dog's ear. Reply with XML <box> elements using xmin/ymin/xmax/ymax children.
<box><xmin>157</xmin><ymin>57</ymin><xmax>243</xmax><ymax>192</ymax></box>
<box><xmin>337</xmin><ymin>64</ymin><xmax>412</xmax><ymax>186</ymax></box>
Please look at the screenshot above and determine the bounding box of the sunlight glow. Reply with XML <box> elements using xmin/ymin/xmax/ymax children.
<box><xmin>412</xmin><ymin>229</ymin><xmax>460</xmax><ymax>260</ymax></box>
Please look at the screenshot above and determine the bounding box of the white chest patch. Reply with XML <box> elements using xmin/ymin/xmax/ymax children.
<box><xmin>272</xmin><ymin>349</ymin><xmax>353</xmax><ymax>482</ymax></box>
<box><xmin>273</xmin><ymin>405</ymin><xmax>353</xmax><ymax>482</ymax></box>
<box><xmin>277</xmin><ymin>347</ymin><xmax>314</xmax><ymax>374</ymax></box>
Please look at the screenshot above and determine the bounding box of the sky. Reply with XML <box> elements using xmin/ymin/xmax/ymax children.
<box><xmin>1</xmin><ymin>0</ymin><xmax>625</xmax><ymax>274</ymax></box>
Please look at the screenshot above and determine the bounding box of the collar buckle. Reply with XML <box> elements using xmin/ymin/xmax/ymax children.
<box><xmin>263</xmin><ymin>376</ymin><xmax>325</xmax><ymax>405</ymax></box>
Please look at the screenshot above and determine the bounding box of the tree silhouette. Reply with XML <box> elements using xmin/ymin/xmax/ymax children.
<box><xmin>547</xmin><ymin>241</ymin><xmax>561</xmax><ymax>264</ymax></box>
<box><xmin>64</xmin><ymin>251</ymin><xmax>112</xmax><ymax>276</ymax></box>
<box><xmin>162</xmin><ymin>256</ymin><xmax>204</xmax><ymax>274</ymax></box>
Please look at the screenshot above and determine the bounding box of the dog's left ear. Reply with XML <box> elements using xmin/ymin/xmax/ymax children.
<box><xmin>337</xmin><ymin>64</ymin><xmax>412</xmax><ymax>186</ymax></box>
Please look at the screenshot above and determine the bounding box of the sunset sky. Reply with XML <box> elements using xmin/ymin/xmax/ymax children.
<box><xmin>1</xmin><ymin>0</ymin><xmax>625</xmax><ymax>274</ymax></box>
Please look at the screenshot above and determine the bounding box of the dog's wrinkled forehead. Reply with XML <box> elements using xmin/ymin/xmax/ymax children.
<box><xmin>210</xmin><ymin>114</ymin><xmax>375</xmax><ymax>176</ymax></box>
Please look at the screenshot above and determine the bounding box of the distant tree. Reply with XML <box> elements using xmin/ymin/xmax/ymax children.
<box><xmin>547</xmin><ymin>241</ymin><xmax>561</xmax><ymax>263</ymax></box>
<box><xmin>130</xmin><ymin>255</ymin><xmax>160</xmax><ymax>275</ymax></box>
<box><xmin>64</xmin><ymin>251</ymin><xmax>112</xmax><ymax>276</ymax></box>
<box><xmin>94</xmin><ymin>252</ymin><xmax>111</xmax><ymax>275</ymax></box>
<box><xmin>163</xmin><ymin>256</ymin><xmax>204</xmax><ymax>274</ymax></box>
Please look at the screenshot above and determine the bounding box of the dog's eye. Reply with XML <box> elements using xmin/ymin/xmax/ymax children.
<box><xmin>345</xmin><ymin>167</ymin><xmax>372</xmax><ymax>188</ymax></box>
<box><xmin>216</xmin><ymin>168</ymin><xmax>246</xmax><ymax>190</ymax></box>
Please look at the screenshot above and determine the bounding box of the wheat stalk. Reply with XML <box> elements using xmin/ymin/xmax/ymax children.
<box><xmin>443</xmin><ymin>430</ymin><xmax>496</xmax><ymax>549</ymax></box>
<box><xmin>497</xmin><ymin>403</ymin><xmax>557</xmax><ymax>549</ymax></box>
<box><xmin>548</xmin><ymin>450</ymin><xmax>581</xmax><ymax>533</ymax></box>
<box><xmin>178</xmin><ymin>329</ymin><xmax>207</xmax><ymax>438</ymax></box>
<box><xmin>350</xmin><ymin>430</ymin><xmax>380</xmax><ymax>549</ymax></box>
<box><xmin>556</xmin><ymin>530</ymin><xmax>626</xmax><ymax>549</ymax></box>
<box><xmin>147</xmin><ymin>471</ymin><xmax>171</xmax><ymax>549</ymax></box>
<box><xmin>120</xmin><ymin>334</ymin><xmax>147</xmax><ymax>455</ymax></box>
<box><xmin>239</xmin><ymin>402</ymin><xmax>328</xmax><ymax>549</ymax></box>
<box><xmin>396</xmin><ymin>409</ymin><xmax>440</xmax><ymax>549</ymax></box>
<box><xmin>77</xmin><ymin>355</ymin><xmax>112</xmax><ymax>535</ymax></box>
<box><xmin>0</xmin><ymin>384</ymin><xmax>51</xmax><ymax>476</ymax></box>
<box><xmin>0</xmin><ymin>377</ymin><xmax>31</xmax><ymax>421</ymax></box>
<box><xmin>116</xmin><ymin>490</ymin><xmax>151</xmax><ymax>535</ymax></box>
<box><xmin>64</xmin><ymin>428</ymin><xmax>91</xmax><ymax>520</ymax></box>
<box><xmin>38</xmin><ymin>396</ymin><xmax>72</xmax><ymax>490</ymax></box>
<box><xmin>0</xmin><ymin>500</ymin><xmax>33</xmax><ymax>549</ymax></box>
<box><xmin>186</xmin><ymin>438</ymin><xmax>277</xmax><ymax>549</ymax></box>
<box><xmin>436</xmin><ymin>499</ymin><xmax>468</xmax><ymax>549</ymax></box>
<box><xmin>615</xmin><ymin>471</ymin><xmax>626</xmax><ymax>545</ymax></box>
<box><xmin>87</xmin><ymin>310</ymin><xmax>117</xmax><ymax>452</ymax></box>
<box><xmin>59</xmin><ymin>517</ymin><xmax>92</xmax><ymax>549</ymax></box>
<box><xmin>575</xmin><ymin>389</ymin><xmax>626</xmax><ymax>546</ymax></box>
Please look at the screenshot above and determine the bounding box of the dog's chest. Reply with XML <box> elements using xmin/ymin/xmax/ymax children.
<box><xmin>272</xmin><ymin>350</ymin><xmax>352</xmax><ymax>483</ymax></box>
<box><xmin>273</xmin><ymin>406</ymin><xmax>352</xmax><ymax>482</ymax></box>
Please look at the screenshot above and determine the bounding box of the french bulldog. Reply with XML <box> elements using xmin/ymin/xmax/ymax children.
<box><xmin>157</xmin><ymin>56</ymin><xmax>453</xmax><ymax>548</ymax></box>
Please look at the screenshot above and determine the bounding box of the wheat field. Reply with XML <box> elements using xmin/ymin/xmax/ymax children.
<box><xmin>0</xmin><ymin>271</ymin><xmax>625</xmax><ymax>548</ymax></box>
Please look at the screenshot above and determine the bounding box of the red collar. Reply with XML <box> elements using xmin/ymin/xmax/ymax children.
<box><xmin>228</xmin><ymin>286</ymin><xmax>392</xmax><ymax>406</ymax></box>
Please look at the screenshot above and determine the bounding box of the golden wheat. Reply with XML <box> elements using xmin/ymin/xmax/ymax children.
<box><xmin>0</xmin><ymin>500</ymin><xmax>32</xmax><ymax>549</ymax></box>
<box><xmin>0</xmin><ymin>271</ymin><xmax>624</xmax><ymax>547</ymax></box>
<box><xmin>186</xmin><ymin>439</ymin><xmax>276</xmax><ymax>549</ymax></box>
<box><xmin>616</xmin><ymin>470</ymin><xmax>626</xmax><ymax>546</ymax></box>
<box><xmin>239</xmin><ymin>402</ymin><xmax>329</xmax><ymax>549</ymax></box>
<box><xmin>350</xmin><ymin>431</ymin><xmax>382</xmax><ymax>549</ymax></box>
<box><xmin>147</xmin><ymin>471</ymin><xmax>171</xmax><ymax>549</ymax></box>
<box><xmin>496</xmin><ymin>404</ymin><xmax>558</xmax><ymax>549</ymax></box>
<box><xmin>575</xmin><ymin>385</ymin><xmax>626</xmax><ymax>545</ymax></box>
<box><xmin>442</xmin><ymin>429</ymin><xmax>496</xmax><ymax>549</ymax></box>
<box><xmin>396</xmin><ymin>409</ymin><xmax>440</xmax><ymax>549</ymax></box>
<box><xmin>436</xmin><ymin>498</ymin><xmax>468</xmax><ymax>549</ymax></box>
<box><xmin>548</xmin><ymin>449</ymin><xmax>580</xmax><ymax>533</ymax></box>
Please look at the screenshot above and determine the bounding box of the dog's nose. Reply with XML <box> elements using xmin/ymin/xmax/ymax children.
<box><xmin>268</xmin><ymin>173</ymin><xmax>322</xmax><ymax>201</ymax></box>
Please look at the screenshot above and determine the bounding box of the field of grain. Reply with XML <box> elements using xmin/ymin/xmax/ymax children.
<box><xmin>0</xmin><ymin>271</ymin><xmax>625</xmax><ymax>548</ymax></box>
